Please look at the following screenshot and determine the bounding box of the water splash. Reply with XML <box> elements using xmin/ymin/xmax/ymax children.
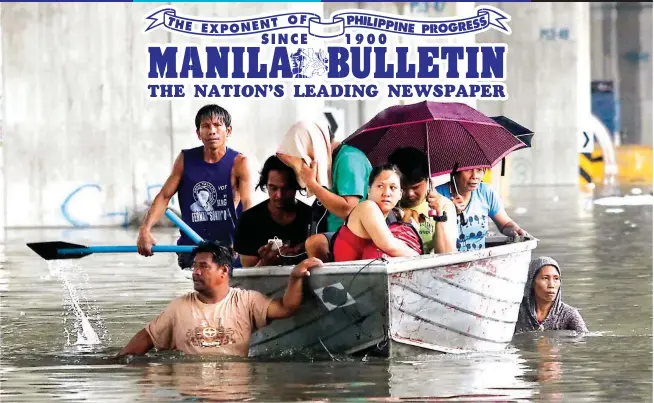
<box><xmin>46</xmin><ymin>260</ymin><xmax>103</xmax><ymax>346</ymax></box>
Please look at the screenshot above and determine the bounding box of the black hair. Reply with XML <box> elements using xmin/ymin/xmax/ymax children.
<box><xmin>195</xmin><ymin>104</ymin><xmax>232</xmax><ymax>130</ymax></box>
<box><xmin>368</xmin><ymin>164</ymin><xmax>404</xmax><ymax>187</ymax></box>
<box><xmin>387</xmin><ymin>147</ymin><xmax>429</xmax><ymax>185</ymax></box>
<box><xmin>190</xmin><ymin>241</ymin><xmax>235</xmax><ymax>268</ymax></box>
<box><xmin>255</xmin><ymin>155</ymin><xmax>301</xmax><ymax>192</ymax></box>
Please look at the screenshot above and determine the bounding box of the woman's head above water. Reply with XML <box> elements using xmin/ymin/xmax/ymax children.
<box><xmin>533</xmin><ymin>264</ymin><xmax>561</xmax><ymax>304</ymax></box>
<box><xmin>515</xmin><ymin>256</ymin><xmax>589</xmax><ymax>334</ymax></box>
<box><xmin>367</xmin><ymin>164</ymin><xmax>404</xmax><ymax>213</ymax></box>
<box><xmin>527</xmin><ymin>256</ymin><xmax>563</xmax><ymax>306</ymax></box>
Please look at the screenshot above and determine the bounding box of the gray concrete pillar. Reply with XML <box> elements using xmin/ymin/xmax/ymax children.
<box><xmin>616</xmin><ymin>3</ymin><xmax>644</xmax><ymax>145</ymax></box>
<box><xmin>477</xmin><ymin>2</ymin><xmax>591</xmax><ymax>186</ymax></box>
<box><xmin>638</xmin><ymin>4</ymin><xmax>653</xmax><ymax>146</ymax></box>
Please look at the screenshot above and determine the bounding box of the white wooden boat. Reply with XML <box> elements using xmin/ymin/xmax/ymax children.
<box><xmin>231</xmin><ymin>236</ymin><xmax>538</xmax><ymax>357</ymax></box>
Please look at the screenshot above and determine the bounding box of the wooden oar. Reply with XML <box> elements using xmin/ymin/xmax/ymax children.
<box><xmin>26</xmin><ymin>241</ymin><xmax>196</xmax><ymax>261</ymax></box>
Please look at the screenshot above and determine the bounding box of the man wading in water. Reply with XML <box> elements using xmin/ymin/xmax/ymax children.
<box><xmin>118</xmin><ymin>242</ymin><xmax>323</xmax><ymax>357</ymax></box>
<box><xmin>136</xmin><ymin>105</ymin><xmax>252</xmax><ymax>269</ymax></box>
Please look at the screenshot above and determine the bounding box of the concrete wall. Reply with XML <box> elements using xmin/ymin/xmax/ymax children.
<box><xmin>2</xmin><ymin>3</ymin><xmax>325</xmax><ymax>228</ymax></box>
<box><xmin>0</xmin><ymin>2</ymin><xmax>648</xmax><ymax>228</ymax></box>
<box><xmin>476</xmin><ymin>2</ymin><xmax>591</xmax><ymax>187</ymax></box>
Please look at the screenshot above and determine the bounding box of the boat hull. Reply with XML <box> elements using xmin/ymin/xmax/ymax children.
<box><xmin>231</xmin><ymin>238</ymin><xmax>537</xmax><ymax>357</ymax></box>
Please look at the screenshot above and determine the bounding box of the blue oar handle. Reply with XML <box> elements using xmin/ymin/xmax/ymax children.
<box><xmin>164</xmin><ymin>208</ymin><xmax>204</xmax><ymax>245</ymax></box>
<box><xmin>59</xmin><ymin>245</ymin><xmax>196</xmax><ymax>255</ymax></box>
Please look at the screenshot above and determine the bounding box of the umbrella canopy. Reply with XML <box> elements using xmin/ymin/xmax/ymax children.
<box><xmin>344</xmin><ymin>101</ymin><xmax>526</xmax><ymax>177</ymax></box>
<box><xmin>491</xmin><ymin>115</ymin><xmax>534</xmax><ymax>149</ymax></box>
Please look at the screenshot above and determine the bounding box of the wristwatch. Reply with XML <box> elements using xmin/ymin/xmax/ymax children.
<box><xmin>432</xmin><ymin>211</ymin><xmax>448</xmax><ymax>222</ymax></box>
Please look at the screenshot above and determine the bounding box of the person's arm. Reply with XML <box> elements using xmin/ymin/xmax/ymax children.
<box><xmin>117</xmin><ymin>298</ymin><xmax>180</xmax><ymax>357</ymax></box>
<box><xmin>567</xmin><ymin>308</ymin><xmax>589</xmax><ymax>333</ymax></box>
<box><xmin>483</xmin><ymin>186</ymin><xmax>527</xmax><ymax>238</ymax></box>
<box><xmin>137</xmin><ymin>152</ymin><xmax>184</xmax><ymax>256</ymax></box>
<box><xmin>239</xmin><ymin>255</ymin><xmax>260</xmax><ymax>267</ymax></box>
<box><xmin>239</xmin><ymin>243</ymin><xmax>286</xmax><ymax>267</ymax></box>
<box><xmin>254</xmin><ymin>243</ymin><xmax>281</xmax><ymax>267</ymax></box>
<box><xmin>234</xmin><ymin>154</ymin><xmax>253</xmax><ymax>211</ymax></box>
<box><xmin>301</xmin><ymin>161</ymin><xmax>361</xmax><ymax>219</ymax></box>
<box><xmin>357</xmin><ymin>201</ymin><xmax>419</xmax><ymax>257</ymax></box>
<box><xmin>116</xmin><ymin>299</ymin><xmax>177</xmax><ymax>357</ymax></box>
<box><xmin>266</xmin><ymin>258</ymin><xmax>323</xmax><ymax>320</ymax></box>
<box><xmin>432</xmin><ymin>200</ymin><xmax>458</xmax><ymax>253</ymax></box>
<box><xmin>117</xmin><ymin>328</ymin><xmax>154</xmax><ymax>357</ymax></box>
<box><xmin>308</xmin><ymin>184</ymin><xmax>361</xmax><ymax>220</ymax></box>
<box><xmin>492</xmin><ymin>210</ymin><xmax>527</xmax><ymax>237</ymax></box>
<box><xmin>279</xmin><ymin>242</ymin><xmax>305</xmax><ymax>258</ymax></box>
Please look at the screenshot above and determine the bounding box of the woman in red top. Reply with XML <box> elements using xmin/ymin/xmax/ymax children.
<box><xmin>332</xmin><ymin>164</ymin><xmax>421</xmax><ymax>262</ymax></box>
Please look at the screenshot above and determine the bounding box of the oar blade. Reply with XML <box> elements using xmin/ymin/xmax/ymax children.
<box><xmin>26</xmin><ymin>241</ymin><xmax>91</xmax><ymax>260</ymax></box>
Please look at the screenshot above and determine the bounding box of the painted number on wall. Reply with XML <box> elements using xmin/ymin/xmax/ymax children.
<box><xmin>540</xmin><ymin>28</ymin><xmax>569</xmax><ymax>41</ymax></box>
<box><xmin>410</xmin><ymin>2</ymin><xmax>446</xmax><ymax>14</ymax></box>
<box><xmin>623</xmin><ymin>51</ymin><xmax>649</xmax><ymax>64</ymax></box>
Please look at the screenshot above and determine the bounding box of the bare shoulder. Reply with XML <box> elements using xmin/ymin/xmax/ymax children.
<box><xmin>358</xmin><ymin>200</ymin><xmax>378</xmax><ymax>211</ymax></box>
<box><xmin>349</xmin><ymin>200</ymin><xmax>380</xmax><ymax>222</ymax></box>
<box><xmin>232</xmin><ymin>153</ymin><xmax>249</xmax><ymax>175</ymax></box>
<box><xmin>234</xmin><ymin>153</ymin><xmax>248</xmax><ymax>167</ymax></box>
<box><xmin>171</xmin><ymin>151</ymin><xmax>185</xmax><ymax>172</ymax></box>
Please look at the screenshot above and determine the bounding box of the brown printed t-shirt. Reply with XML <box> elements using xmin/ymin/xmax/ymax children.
<box><xmin>145</xmin><ymin>288</ymin><xmax>273</xmax><ymax>357</ymax></box>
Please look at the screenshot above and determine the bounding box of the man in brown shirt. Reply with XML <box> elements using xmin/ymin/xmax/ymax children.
<box><xmin>118</xmin><ymin>241</ymin><xmax>322</xmax><ymax>357</ymax></box>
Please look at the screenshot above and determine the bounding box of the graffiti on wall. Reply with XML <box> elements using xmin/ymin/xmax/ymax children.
<box><xmin>60</xmin><ymin>183</ymin><xmax>174</xmax><ymax>228</ymax></box>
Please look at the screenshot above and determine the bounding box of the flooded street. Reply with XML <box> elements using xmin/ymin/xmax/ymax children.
<box><xmin>1</xmin><ymin>186</ymin><xmax>652</xmax><ymax>402</ymax></box>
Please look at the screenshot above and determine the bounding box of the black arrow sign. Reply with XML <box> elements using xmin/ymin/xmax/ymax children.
<box><xmin>324</xmin><ymin>112</ymin><xmax>338</xmax><ymax>137</ymax></box>
<box><xmin>583</xmin><ymin>131</ymin><xmax>590</xmax><ymax>149</ymax></box>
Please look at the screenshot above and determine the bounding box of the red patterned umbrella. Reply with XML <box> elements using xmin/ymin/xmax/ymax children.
<box><xmin>343</xmin><ymin>101</ymin><xmax>526</xmax><ymax>177</ymax></box>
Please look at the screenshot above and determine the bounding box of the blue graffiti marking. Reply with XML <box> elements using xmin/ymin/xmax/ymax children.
<box><xmin>61</xmin><ymin>182</ymin><xmax>173</xmax><ymax>227</ymax></box>
<box><xmin>61</xmin><ymin>184</ymin><xmax>133</xmax><ymax>227</ymax></box>
<box><xmin>60</xmin><ymin>184</ymin><xmax>102</xmax><ymax>228</ymax></box>
<box><xmin>105</xmin><ymin>207</ymin><xmax>129</xmax><ymax>228</ymax></box>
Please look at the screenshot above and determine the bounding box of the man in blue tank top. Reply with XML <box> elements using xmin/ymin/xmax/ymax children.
<box><xmin>136</xmin><ymin>105</ymin><xmax>252</xmax><ymax>269</ymax></box>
